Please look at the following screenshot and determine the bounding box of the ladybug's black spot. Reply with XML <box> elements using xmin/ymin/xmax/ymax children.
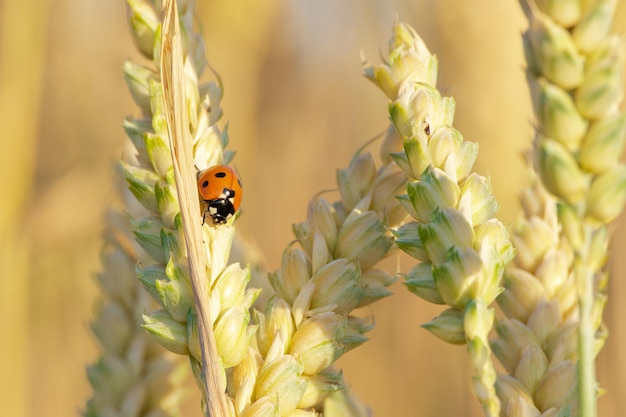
<box><xmin>202</xmin><ymin>180</ymin><xmax>209</xmax><ymax>188</ymax></box>
<box><xmin>215</xmin><ymin>172</ymin><xmax>227</xmax><ymax>178</ymax></box>
<box><xmin>237</xmin><ymin>178</ymin><xmax>242</xmax><ymax>187</ymax></box>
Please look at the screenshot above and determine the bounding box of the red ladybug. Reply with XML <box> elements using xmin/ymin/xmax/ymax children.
<box><xmin>197</xmin><ymin>165</ymin><xmax>242</xmax><ymax>225</ymax></box>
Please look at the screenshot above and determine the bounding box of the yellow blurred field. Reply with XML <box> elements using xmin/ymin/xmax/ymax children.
<box><xmin>2</xmin><ymin>1</ymin><xmax>626</xmax><ymax>416</ymax></box>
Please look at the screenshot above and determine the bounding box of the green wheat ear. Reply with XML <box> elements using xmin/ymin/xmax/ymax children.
<box><xmin>226</xmin><ymin>149</ymin><xmax>408</xmax><ymax>416</ymax></box>
<box><xmin>493</xmin><ymin>163</ymin><xmax>581</xmax><ymax>417</ymax></box>
<box><xmin>365</xmin><ymin>22</ymin><xmax>515</xmax><ymax>417</ymax></box>
<box><xmin>492</xmin><ymin>1</ymin><xmax>626</xmax><ymax>416</ymax></box>
<box><xmin>122</xmin><ymin>0</ymin><xmax>258</xmax><ymax>415</ymax></box>
<box><xmin>85</xmin><ymin>208</ymin><xmax>186</xmax><ymax>417</ymax></box>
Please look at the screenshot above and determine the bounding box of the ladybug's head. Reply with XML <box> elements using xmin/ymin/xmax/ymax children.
<box><xmin>205</xmin><ymin>197</ymin><xmax>236</xmax><ymax>225</ymax></box>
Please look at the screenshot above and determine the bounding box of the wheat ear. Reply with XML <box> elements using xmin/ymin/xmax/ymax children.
<box><xmin>493</xmin><ymin>1</ymin><xmax>626</xmax><ymax>416</ymax></box>
<box><xmin>493</xmin><ymin>160</ymin><xmax>580</xmax><ymax>417</ymax></box>
<box><xmin>223</xmin><ymin>150</ymin><xmax>407</xmax><ymax>416</ymax></box>
<box><xmin>365</xmin><ymin>23</ymin><xmax>516</xmax><ymax>417</ymax></box>
<box><xmin>123</xmin><ymin>0</ymin><xmax>258</xmax><ymax>415</ymax></box>
<box><xmin>85</xmin><ymin>208</ymin><xmax>185</xmax><ymax>417</ymax></box>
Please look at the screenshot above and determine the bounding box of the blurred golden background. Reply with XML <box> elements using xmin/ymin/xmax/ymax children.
<box><xmin>2</xmin><ymin>1</ymin><xmax>625</xmax><ymax>416</ymax></box>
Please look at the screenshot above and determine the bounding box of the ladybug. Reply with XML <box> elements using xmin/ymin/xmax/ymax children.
<box><xmin>197</xmin><ymin>165</ymin><xmax>242</xmax><ymax>225</ymax></box>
